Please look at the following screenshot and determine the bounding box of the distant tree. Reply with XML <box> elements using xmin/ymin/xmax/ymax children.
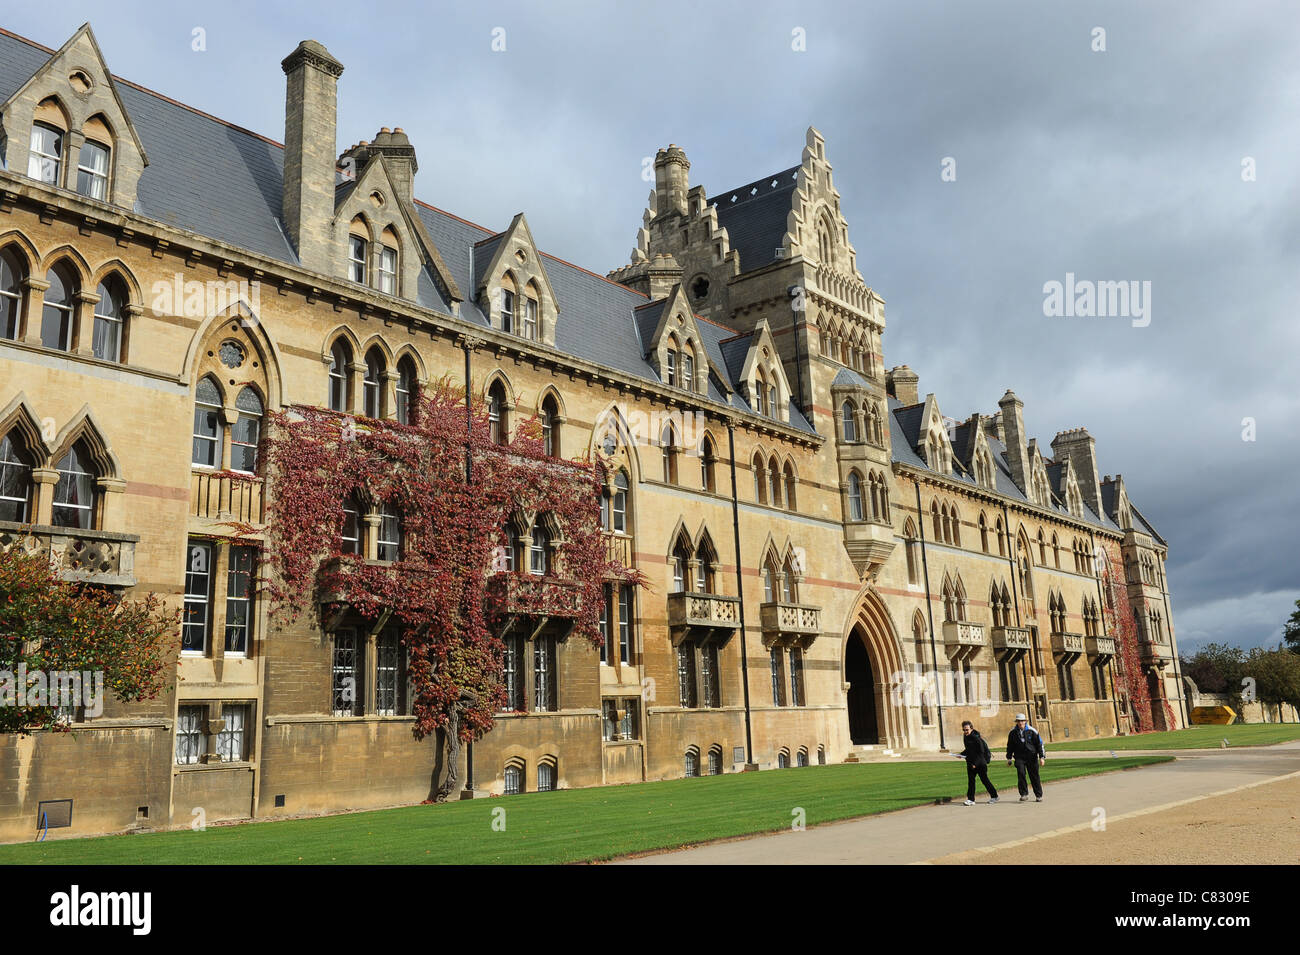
<box><xmin>1181</xmin><ymin>642</ymin><xmax>1247</xmax><ymax>706</ymax></box>
<box><xmin>1246</xmin><ymin>646</ymin><xmax>1300</xmax><ymax>719</ymax></box>
<box><xmin>1282</xmin><ymin>599</ymin><xmax>1300</xmax><ymax>655</ymax></box>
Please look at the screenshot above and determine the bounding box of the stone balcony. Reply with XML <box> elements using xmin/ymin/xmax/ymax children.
<box><xmin>667</xmin><ymin>591</ymin><xmax>741</xmax><ymax>645</ymax></box>
<box><xmin>486</xmin><ymin>573</ymin><xmax>582</xmax><ymax>618</ymax></box>
<box><xmin>1139</xmin><ymin>639</ymin><xmax>1174</xmax><ymax>667</ymax></box>
<box><xmin>941</xmin><ymin>620</ymin><xmax>987</xmax><ymax>651</ymax></box>
<box><xmin>0</xmin><ymin>521</ymin><xmax>138</xmax><ymax>587</ymax></box>
<box><xmin>759</xmin><ymin>601</ymin><xmax>822</xmax><ymax>648</ymax></box>
<box><xmin>842</xmin><ymin>519</ymin><xmax>896</xmax><ymax>579</ymax></box>
<box><xmin>1050</xmin><ymin>631</ymin><xmax>1085</xmax><ymax>655</ymax></box>
<box><xmin>1086</xmin><ymin>635</ymin><xmax>1116</xmax><ymax>658</ymax></box>
<box><xmin>191</xmin><ymin>470</ymin><xmax>264</xmax><ymax>525</ymax></box>
<box><xmin>992</xmin><ymin>626</ymin><xmax>1033</xmax><ymax>652</ymax></box>
<box><xmin>603</xmin><ymin>532</ymin><xmax>633</xmax><ymax>570</ymax></box>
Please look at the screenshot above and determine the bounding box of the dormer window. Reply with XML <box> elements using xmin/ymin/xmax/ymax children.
<box><xmin>348</xmin><ymin>235</ymin><xmax>368</xmax><ymax>284</ymax></box>
<box><xmin>665</xmin><ymin>347</ymin><xmax>677</xmax><ymax>387</ymax></box>
<box><xmin>681</xmin><ymin>352</ymin><xmax>694</xmax><ymax>391</ymax></box>
<box><xmin>377</xmin><ymin>245</ymin><xmax>397</xmax><ymax>295</ymax></box>
<box><xmin>28</xmin><ymin>122</ymin><xmax>63</xmax><ymax>185</ymax></box>
<box><xmin>76</xmin><ymin>140</ymin><xmax>110</xmax><ymax>200</ymax></box>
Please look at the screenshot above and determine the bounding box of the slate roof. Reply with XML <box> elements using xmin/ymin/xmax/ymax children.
<box><xmin>708</xmin><ymin>166</ymin><xmax>799</xmax><ymax>273</ymax></box>
<box><xmin>831</xmin><ymin>367</ymin><xmax>872</xmax><ymax>389</ymax></box>
<box><xmin>0</xmin><ymin>27</ymin><xmax>823</xmax><ymax>439</ymax></box>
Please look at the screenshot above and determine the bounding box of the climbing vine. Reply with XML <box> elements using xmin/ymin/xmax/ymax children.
<box><xmin>1099</xmin><ymin>538</ymin><xmax>1174</xmax><ymax>733</ymax></box>
<box><xmin>255</xmin><ymin>377</ymin><xmax>639</xmax><ymax>753</ymax></box>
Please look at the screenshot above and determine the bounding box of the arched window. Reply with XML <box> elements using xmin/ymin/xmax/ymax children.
<box><xmin>697</xmin><ymin>537</ymin><xmax>718</xmax><ymax>594</ymax></box>
<box><xmin>348</xmin><ymin>219</ymin><xmax>369</xmax><ymax>284</ymax></box>
<box><xmin>665</xmin><ymin>335</ymin><xmax>679</xmax><ymax>387</ymax></box>
<box><xmin>931</xmin><ymin>500</ymin><xmax>942</xmax><ymax>539</ymax></box>
<box><xmin>684</xmin><ymin>749</ymin><xmax>700</xmax><ymax>778</ymax></box>
<box><xmin>540</xmin><ymin>394</ymin><xmax>559</xmax><ymax>457</ymax></box>
<box><xmin>768</xmin><ymin>455</ymin><xmax>781</xmax><ymax>507</ymax></box>
<box><xmin>949</xmin><ymin>505</ymin><xmax>961</xmax><ymax>547</ymax></box>
<box><xmin>847</xmin><ymin>471</ymin><xmax>864</xmax><ymax>521</ymax></box>
<box><xmin>979</xmin><ymin>512</ymin><xmax>989</xmax><ymax>553</ymax></box>
<box><xmin>378</xmin><ymin>227</ymin><xmax>399</xmax><ymax>295</ymax></box>
<box><xmin>1052</xmin><ymin>533</ymin><xmax>1060</xmax><ymax>569</ymax></box>
<box><xmin>92</xmin><ymin>275</ymin><xmax>126</xmax><ymax>362</ymax></box>
<box><xmin>781</xmin><ymin>554</ymin><xmax>798</xmax><ymax>602</ymax></box>
<box><xmin>755</xmin><ymin>368</ymin><xmax>767</xmax><ymax>415</ymax></box>
<box><xmin>377</xmin><ymin>505</ymin><xmax>402</xmax><ymax>562</ymax></box>
<box><xmin>341</xmin><ymin>494</ymin><xmax>363</xmax><ymax>556</ymax></box>
<box><xmin>869</xmin><ymin>471</ymin><xmax>889</xmax><ymax>521</ymax></box>
<box><xmin>661</xmin><ymin>425</ymin><xmax>678</xmax><ymax>484</ymax></box>
<box><xmin>363</xmin><ymin>348</ymin><xmax>385</xmax><ymax>419</ymax></box>
<box><xmin>328</xmin><ymin>340</ymin><xmax>351</xmax><ymax>412</ymax></box>
<box><xmin>867</xmin><ymin>403</ymin><xmax>884</xmax><ymax>446</ymax></box>
<box><xmin>77</xmin><ymin>139</ymin><xmax>111</xmax><ymax>201</ymax></box>
<box><xmin>503</xmin><ymin>762</ymin><xmax>523</xmax><ymax>795</ymax></box>
<box><xmin>28</xmin><ymin>120</ymin><xmax>64</xmax><ymax>184</ymax></box>
<box><xmin>231</xmin><ymin>387</ymin><xmax>263</xmax><ymax>474</ymax></box>
<box><xmin>529</xmin><ymin>521</ymin><xmax>551</xmax><ymax>576</ymax></box>
<box><xmin>499</xmin><ymin>275</ymin><xmax>516</xmax><ymax>334</ymax></box>
<box><xmin>940</xmin><ymin>504</ymin><xmax>953</xmax><ymax>543</ymax></box>
<box><xmin>708</xmin><ymin>747</ymin><xmax>723</xmax><ymax>776</ymax></box>
<box><xmin>913</xmin><ymin>612</ymin><xmax>932</xmax><ymax>725</ymax></box>
<box><xmin>52</xmin><ymin>440</ymin><xmax>97</xmax><ymax>529</ymax></box>
<box><xmin>192</xmin><ymin>376</ymin><xmax>223</xmax><ymax>468</ymax></box>
<box><xmin>0</xmin><ymin>248</ymin><xmax>24</xmax><ymax>340</ymax></box>
<box><xmin>996</xmin><ymin>516</ymin><xmax>1006</xmax><ymax>557</ymax></box>
<box><xmin>612</xmin><ymin>471</ymin><xmax>629</xmax><ymax>533</ymax></box>
<box><xmin>701</xmin><ymin>435</ymin><xmax>716</xmax><ymax>492</ymax></box>
<box><xmin>1037</xmin><ymin>530</ymin><xmax>1047</xmax><ymax>565</ymax></box>
<box><xmin>841</xmin><ymin>400</ymin><xmax>857</xmax><ymax>442</ymax></box>
<box><xmin>395</xmin><ymin>357</ymin><xmax>417</xmax><ymax>425</ymax></box>
<box><xmin>681</xmin><ymin>348</ymin><xmax>695</xmax><ymax>391</ymax></box>
<box><xmin>671</xmin><ymin>538</ymin><xmax>691</xmax><ymax>593</ymax></box>
<box><xmin>752</xmin><ymin>453</ymin><xmax>766</xmax><ymax>504</ymax></box>
<box><xmin>41</xmin><ymin>263</ymin><xmax>75</xmax><ymax>351</ymax></box>
<box><xmin>523</xmin><ymin>283</ymin><xmax>540</xmax><ymax>340</ymax></box>
<box><xmin>762</xmin><ymin>553</ymin><xmax>780</xmax><ymax>603</ymax></box>
<box><xmin>783</xmin><ymin>461</ymin><xmax>797</xmax><ymax>511</ymax></box>
<box><xmin>768</xmin><ymin>379</ymin><xmax>778</xmax><ymax>418</ymax></box>
<box><xmin>500</xmin><ymin>520</ymin><xmax>520</xmax><ymax>571</ymax></box>
<box><xmin>537</xmin><ymin>760</ymin><xmax>556</xmax><ymax>792</ymax></box>
<box><xmin>488</xmin><ymin>381</ymin><xmax>508</xmax><ymax>445</ymax></box>
<box><xmin>0</xmin><ymin>433</ymin><xmax>33</xmax><ymax>522</ymax></box>
<box><xmin>942</xmin><ymin>578</ymin><xmax>957</xmax><ymax>623</ymax></box>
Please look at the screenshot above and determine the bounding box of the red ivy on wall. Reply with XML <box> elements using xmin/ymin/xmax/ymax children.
<box><xmin>1098</xmin><ymin>538</ymin><xmax>1174</xmax><ymax>733</ymax></box>
<box><xmin>256</xmin><ymin>378</ymin><xmax>640</xmax><ymax>745</ymax></box>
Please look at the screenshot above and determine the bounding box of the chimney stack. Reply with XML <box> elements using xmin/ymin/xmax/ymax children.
<box><xmin>653</xmin><ymin>145</ymin><xmax>690</xmax><ymax>218</ymax></box>
<box><xmin>886</xmin><ymin>365</ymin><xmax>919</xmax><ymax>405</ymax></box>
<box><xmin>998</xmin><ymin>390</ymin><xmax>1032</xmax><ymax>495</ymax></box>
<box><xmin>282</xmin><ymin>40</ymin><xmax>344</xmax><ymax>272</ymax></box>
<box><xmin>1051</xmin><ymin>428</ymin><xmax>1103</xmax><ymax>517</ymax></box>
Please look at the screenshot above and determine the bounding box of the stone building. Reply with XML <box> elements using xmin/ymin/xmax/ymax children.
<box><xmin>0</xmin><ymin>24</ymin><xmax>1185</xmax><ymax>841</ymax></box>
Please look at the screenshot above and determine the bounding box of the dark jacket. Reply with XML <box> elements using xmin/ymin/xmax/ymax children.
<box><xmin>959</xmin><ymin>730</ymin><xmax>991</xmax><ymax>767</ymax></box>
<box><xmin>1006</xmin><ymin>724</ymin><xmax>1046</xmax><ymax>761</ymax></box>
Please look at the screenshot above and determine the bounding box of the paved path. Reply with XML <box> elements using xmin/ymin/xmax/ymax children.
<box><xmin>617</xmin><ymin>743</ymin><xmax>1300</xmax><ymax>865</ymax></box>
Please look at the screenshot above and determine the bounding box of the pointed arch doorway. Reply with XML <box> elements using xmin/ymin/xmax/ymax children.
<box><xmin>843</xmin><ymin>588</ymin><xmax>908</xmax><ymax>750</ymax></box>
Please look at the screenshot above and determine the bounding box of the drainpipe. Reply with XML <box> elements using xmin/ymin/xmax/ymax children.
<box><xmin>1088</xmin><ymin>529</ymin><xmax>1122</xmax><ymax>734</ymax></box>
<box><xmin>460</xmin><ymin>335</ymin><xmax>475</xmax><ymax>792</ymax></box>
<box><xmin>914</xmin><ymin>480</ymin><xmax>945</xmax><ymax>751</ymax></box>
<box><xmin>788</xmin><ymin>284</ymin><xmax>807</xmax><ymax>420</ymax></box>
<box><xmin>726</xmin><ymin>419</ymin><xmax>755</xmax><ymax>765</ymax></box>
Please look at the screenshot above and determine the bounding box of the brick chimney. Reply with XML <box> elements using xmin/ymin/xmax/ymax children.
<box><xmin>282</xmin><ymin>40</ymin><xmax>344</xmax><ymax>272</ymax></box>
<box><xmin>886</xmin><ymin>365</ymin><xmax>919</xmax><ymax>405</ymax></box>
<box><xmin>1051</xmin><ymin>428</ymin><xmax>1103</xmax><ymax>516</ymax></box>
<box><xmin>998</xmin><ymin>389</ymin><xmax>1032</xmax><ymax>495</ymax></box>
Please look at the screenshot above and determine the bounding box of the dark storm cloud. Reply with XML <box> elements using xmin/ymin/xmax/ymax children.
<box><xmin>5</xmin><ymin>0</ymin><xmax>1295</xmax><ymax>649</ymax></box>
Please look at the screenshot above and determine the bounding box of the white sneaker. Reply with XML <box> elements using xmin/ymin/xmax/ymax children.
<box><xmin>1035</xmin><ymin>796</ymin><xmax>1043</xmax><ymax>802</ymax></box>
<box><xmin>989</xmin><ymin>797</ymin><xmax>999</xmax><ymax>804</ymax></box>
<box><xmin>963</xmin><ymin>799</ymin><xmax>975</xmax><ymax>806</ymax></box>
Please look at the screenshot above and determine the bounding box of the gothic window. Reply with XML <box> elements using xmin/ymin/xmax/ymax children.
<box><xmin>847</xmin><ymin>471</ymin><xmax>864</xmax><ymax>521</ymax></box>
<box><xmin>377</xmin><ymin>505</ymin><xmax>403</xmax><ymax>562</ymax></box>
<box><xmin>0</xmin><ymin>433</ymin><xmax>33</xmax><ymax>522</ymax></box>
<box><xmin>41</xmin><ymin>263</ymin><xmax>76</xmax><ymax>351</ymax></box>
<box><xmin>0</xmin><ymin>248</ymin><xmax>24</xmax><ymax>340</ymax></box>
<box><xmin>395</xmin><ymin>356</ymin><xmax>417</xmax><ymax>425</ymax></box>
<box><xmin>841</xmin><ymin>400</ymin><xmax>857</xmax><ymax>442</ymax></box>
<box><xmin>28</xmin><ymin>121</ymin><xmax>63</xmax><ymax>185</ymax></box>
<box><xmin>52</xmin><ymin>440</ymin><xmax>97</xmax><ymax>529</ymax></box>
<box><xmin>488</xmin><ymin>381</ymin><xmax>508</xmax><ymax>445</ymax></box>
<box><xmin>363</xmin><ymin>348</ymin><xmax>385</xmax><ymax>419</ymax></box>
<box><xmin>540</xmin><ymin>394</ymin><xmax>560</xmax><ymax>457</ymax></box>
<box><xmin>661</xmin><ymin>424</ymin><xmax>679</xmax><ymax>484</ymax></box>
<box><xmin>182</xmin><ymin>540</ymin><xmax>213</xmax><ymax>654</ymax></box>
<box><xmin>328</xmin><ymin>340</ymin><xmax>351</xmax><ymax>412</ymax></box>
<box><xmin>231</xmin><ymin>387</ymin><xmax>263</xmax><ymax>474</ymax></box>
<box><xmin>783</xmin><ymin>461</ymin><xmax>797</xmax><ymax>511</ymax></box>
<box><xmin>92</xmin><ymin>275</ymin><xmax>126</xmax><ymax>362</ymax></box>
<box><xmin>701</xmin><ymin>436</ymin><xmax>717</xmax><ymax>492</ymax></box>
<box><xmin>377</xmin><ymin>243</ymin><xmax>398</xmax><ymax>295</ymax></box>
<box><xmin>193</xmin><ymin>376</ymin><xmax>223</xmax><ymax>468</ymax></box>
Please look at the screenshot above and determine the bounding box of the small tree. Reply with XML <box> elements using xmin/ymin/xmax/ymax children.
<box><xmin>0</xmin><ymin>543</ymin><xmax>177</xmax><ymax>734</ymax></box>
<box><xmin>1282</xmin><ymin>599</ymin><xmax>1300</xmax><ymax>655</ymax></box>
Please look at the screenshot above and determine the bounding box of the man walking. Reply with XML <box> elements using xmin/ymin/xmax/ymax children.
<box><xmin>957</xmin><ymin>720</ymin><xmax>998</xmax><ymax>806</ymax></box>
<box><xmin>1006</xmin><ymin>713</ymin><xmax>1046</xmax><ymax>801</ymax></box>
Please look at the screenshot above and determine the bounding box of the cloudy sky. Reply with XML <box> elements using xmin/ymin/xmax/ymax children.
<box><xmin>6</xmin><ymin>1</ymin><xmax>1297</xmax><ymax>652</ymax></box>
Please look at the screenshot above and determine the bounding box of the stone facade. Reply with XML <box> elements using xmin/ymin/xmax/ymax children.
<box><xmin>0</xmin><ymin>23</ymin><xmax>1185</xmax><ymax>843</ymax></box>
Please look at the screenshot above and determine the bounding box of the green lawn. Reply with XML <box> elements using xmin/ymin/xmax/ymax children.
<box><xmin>0</xmin><ymin>756</ymin><xmax>1168</xmax><ymax>864</ymax></box>
<box><xmin>1051</xmin><ymin>723</ymin><xmax>1300</xmax><ymax>751</ymax></box>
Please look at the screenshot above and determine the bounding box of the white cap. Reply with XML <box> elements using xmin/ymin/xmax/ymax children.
<box><xmin>1015</xmin><ymin>713</ymin><xmax>1027</xmax><ymax>721</ymax></box>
